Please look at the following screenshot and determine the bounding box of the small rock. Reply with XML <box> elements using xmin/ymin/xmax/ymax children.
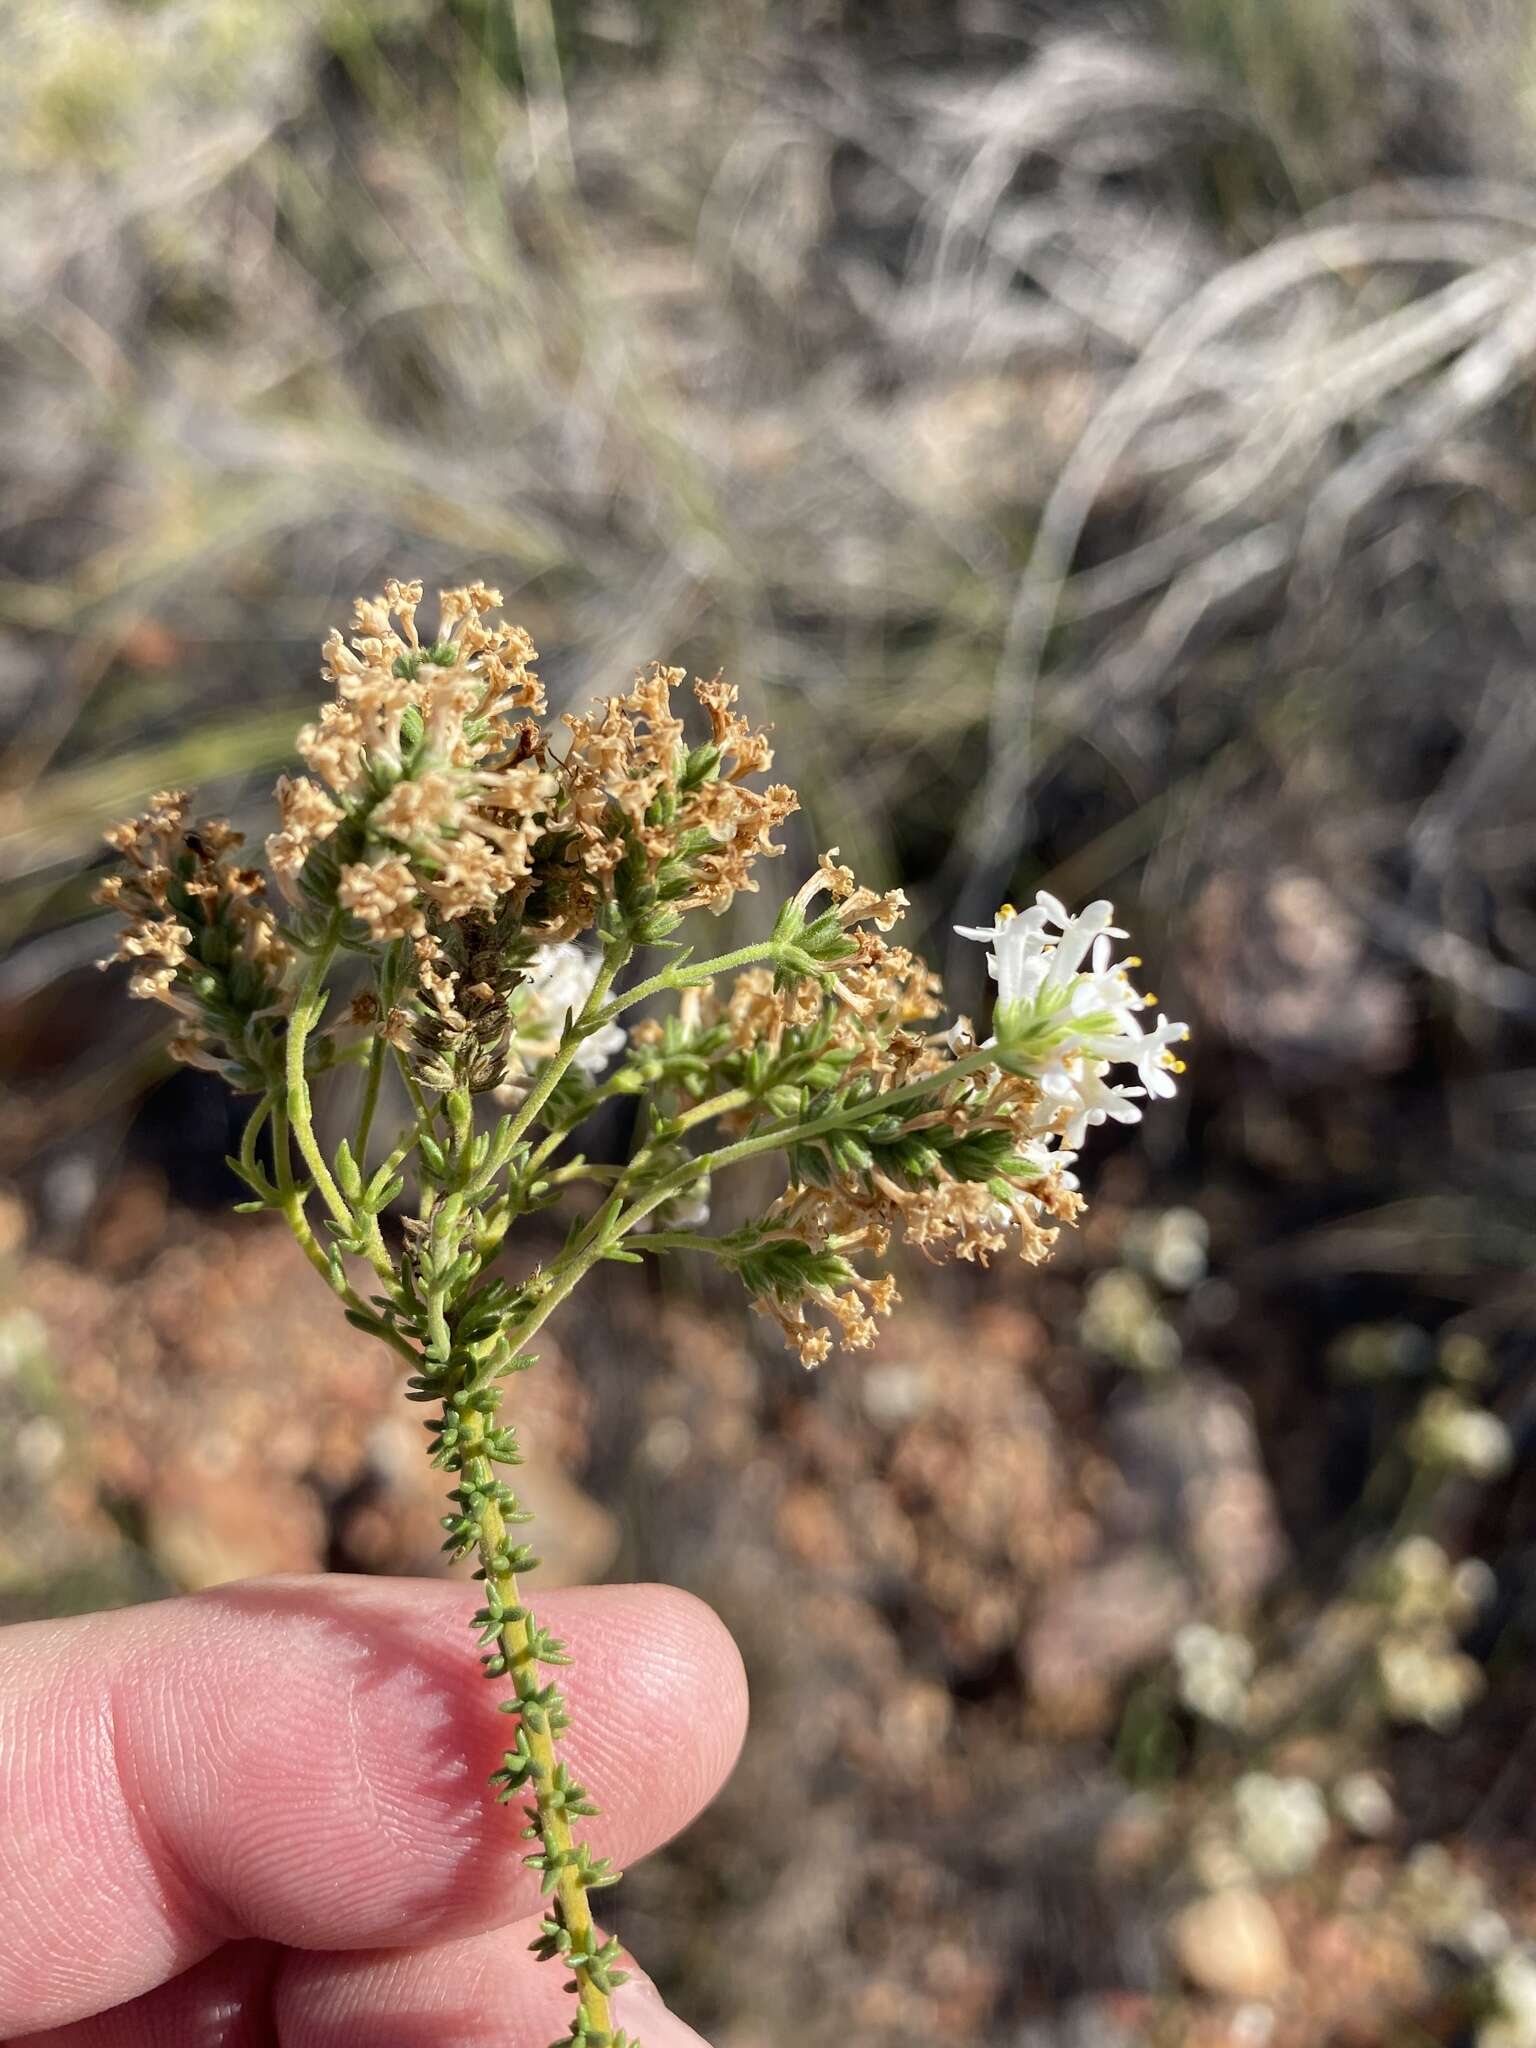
<box><xmin>1172</xmin><ymin>1889</ymin><xmax>1290</xmax><ymax>2001</ymax></box>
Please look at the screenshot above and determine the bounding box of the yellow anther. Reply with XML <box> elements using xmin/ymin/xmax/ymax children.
<box><xmin>1124</xmin><ymin>955</ymin><xmax>1142</xmax><ymax>968</ymax></box>
<box><xmin>1142</xmin><ymin>991</ymin><xmax>1157</xmax><ymax>1005</ymax></box>
<box><xmin>997</xmin><ymin>902</ymin><xmax>1017</xmax><ymax>921</ymax></box>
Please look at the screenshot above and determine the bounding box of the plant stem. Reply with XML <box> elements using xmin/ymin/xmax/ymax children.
<box><xmin>610</xmin><ymin>1042</ymin><xmax>1005</xmax><ymax>1235</ymax></box>
<box><xmin>270</xmin><ymin>1103</ymin><xmax>419</xmax><ymax>1367</ymax></box>
<box><xmin>284</xmin><ymin>914</ymin><xmax>350</xmax><ymax>1226</ymax></box>
<box><xmin>240</xmin><ymin>1092</ymin><xmax>273</xmax><ymax>1181</ymax></box>
<box><xmin>673</xmin><ymin>1085</ymin><xmax>751</xmax><ymax>1136</ymax></box>
<box><xmin>499</xmin><ymin>941</ymin><xmax>629</xmax><ymax>1153</ymax></box>
<box><xmin>459</xmin><ymin>1401</ymin><xmax>615</xmax><ymax>2040</ymax></box>
<box><xmin>282</xmin><ymin>914</ymin><xmax>396</xmax><ymax>1283</ymax></box>
<box><xmin>596</xmin><ymin>938</ymin><xmax>777</xmax><ymax>1025</ymax></box>
<box><xmin>263</xmin><ymin>933</ymin><xmax>1003</xmax><ymax>2046</ymax></box>
<box><xmin>628</xmin><ymin>1229</ymin><xmax>720</xmax><ymax>1255</ymax></box>
<box><xmin>354</xmin><ymin>1033</ymin><xmax>387</xmax><ymax>1168</ymax></box>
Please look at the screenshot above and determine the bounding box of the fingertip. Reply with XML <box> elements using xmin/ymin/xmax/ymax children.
<box><xmin>0</xmin><ymin>1575</ymin><xmax>747</xmax><ymax>2035</ymax></box>
<box><xmin>275</xmin><ymin>1919</ymin><xmax>719</xmax><ymax>2047</ymax></box>
<box><xmin>577</xmin><ymin>1582</ymin><xmax>749</xmax><ymax>1826</ymax></box>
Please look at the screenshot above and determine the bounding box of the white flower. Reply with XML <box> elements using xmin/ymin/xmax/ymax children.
<box><xmin>1174</xmin><ymin>1623</ymin><xmax>1255</xmax><ymax>1728</ymax></box>
<box><xmin>1047</xmin><ymin>1061</ymin><xmax>1146</xmax><ymax>1151</ymax></box>
<box><xmin>1232</xmin><ymin>1772</ymin><xmax>1330</xmax><ymax>1880</ymax></box>
<box><xmin>498</xmin><ymin>943</ymin><xmax>626</xmax><ymax>1090</ymax></box>
<box><xmin>956</xmin><ymin>894</ymin><xmax>1123</xmax><ymax>1021</ymax></box>
<box><xmin>954</xmin><ymin>892</ymin><xmax>1189</xmax><ymax>1162</ymax></box>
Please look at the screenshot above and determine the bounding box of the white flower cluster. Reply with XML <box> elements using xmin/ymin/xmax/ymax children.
<box><xmin>1373</xmin><ymin>1536</ymin><xmax>1493</xmax><ymax>1733</ymax></box>
<box><xmin>495</xmin><ymin>944</ymin><xmax>626</xmax><ymax>1097</ymax></box>
<box><xmin>956</xmin><ymin>892</ymin><xmax>1190</xmax><ymax>1156</ymax></box>
<box><xmin>1231</xmin><ymin>1772</ymin><xmax>1331</xmax><ymax>1880</ymax></box>
<box><xmin>1174</xmin><ymin>1623</ymin><xmax>1255</xmax><ymax>1728</ymax></box>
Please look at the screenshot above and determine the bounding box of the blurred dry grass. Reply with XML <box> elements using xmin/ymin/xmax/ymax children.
<box><xmin>4</xmin><ymin>1</ymin><xmax>1536</xmax><ymax>2043</ymax></box>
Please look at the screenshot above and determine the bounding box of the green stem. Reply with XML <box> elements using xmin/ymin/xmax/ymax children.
<box><xmin>458</xmin><ymin>1404</ymin><xmax>615</xmax><ymax>2040</ymax></box>
<box><xmin>544</xmin><ymin>1160</ymin><xmax>625</xmax><ymax>1188</ymax></box>
<box><xmin>374</xmin><ymin>1105</ymin><xmax>435</xmax><ymax>1191</ymax></box>
<box><xmin>284</xmin><ymin>915</ymin><xmax>396</xmax><ymax>1283</ymax></box>
<box><xmin>240</xmin><ymin>1092</ymin><xmax>274</xmax><ymax>1182</ymax></box>
<box><xmin>623</xmin><ymin>1043</ymin><xmax>1003</xmax><ymax>1226</ymax></box>
<box><xmin>270</xmin><ymin>1102</ymin><xmax>418</xmax><ymax>1367</ymax></box>
<box><xmin>628</xmin><ymin>1229</ymin><xmax>720</xmax><ymax>1255</ymax></box>
<box><xmin>354</xmin><ymin>1033</ymin><xmax>387</xmax><ymax>1169</ymax></box>
<box><xmin>673</xmin><ymin>1085</ymin><xmax>751</xmax><ymax>1136</ymax></box>
<box><xmin>499</xmin><ymin>942</ymin><xmax>630</xmax><ymax>1153</ymax></box>
<box><xmin>415</xmin><ymin>1083</ymin><xmax>619</xmax><ymax>2039</ymax></box>
<box><xmin>596</xmin><ymin>939</ymin><xmax>777</xmax><ymax>1025</ymax></box>
<box><xmin>284</xmin><ymin>919</ymin><xmax>349</xmax><ymax>1224</ymax></box>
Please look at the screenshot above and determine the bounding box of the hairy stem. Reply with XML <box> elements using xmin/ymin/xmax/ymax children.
<box><xmin>410</xmin><ymin>1087</ymin><xmax>630</xmax><ymax>2041</ymax></box>
<box><xmin>672</xmin><ymin>1085</ymin><xmax>752</xmax><ymax>1136</ymax></box>
<box><xmin>269</xmin><ymin>1103</ymin><xmax>419</xmax><ymax>1367</ymax></box>
<box><xmin>499</xmin><ymin>942</ymin><xmax>630</xmax><ymax>1154</ymax></box>
<box><xmin>610</xmin><ymin>1041</ymin><xmax>1007</xmax><ymax>1237</ymax></box>
<box><xmin>354</xmin><ymin>1033</ymin><xmax>387</xmax><ymax>1168</ymax></box>
<box><xmin>282</xmin><ymin>917</ymin><xmax>397</xmax><ymax>1284</ymax></box>
<box><xmin>284</xmin><ymin>917</ymin><xmax>350</xmax><ymax>1225</ymax></box>
<box><xmin>596</xmin><ymin>939</ymin><xmax>777</xmax><ymax>1025</ymax></box>
<box><xmin>460</xmin><ymin>1401</ymin><xmax>618</xmax><ymax>2040</ymax></box>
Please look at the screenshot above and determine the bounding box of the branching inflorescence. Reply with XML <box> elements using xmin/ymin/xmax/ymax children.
<box><xmin>99</xmin><ymin>579</ymin><xmax>1188</xmax><ymax>2045</ymax></box>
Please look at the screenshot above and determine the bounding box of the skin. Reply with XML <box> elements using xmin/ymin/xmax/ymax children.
<box><xmin>0</xmin><ymin>1576</ymin><xmax>748</xmax><ymax>2046</ymax></box>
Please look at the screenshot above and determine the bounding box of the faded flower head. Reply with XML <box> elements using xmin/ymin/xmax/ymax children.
<box><xmin>108</xmin><ymin>582</ymin><xmax>804</xmax><ymax>1098</ymax></box>
<box><xmin>95</xmin><ymin>789</ymin><xmax>292</xmax><ymax>1088</ymax></box>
